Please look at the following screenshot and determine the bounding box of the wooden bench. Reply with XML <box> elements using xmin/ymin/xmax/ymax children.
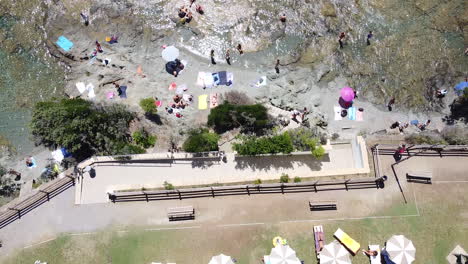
<box><xmin>167</xmin><ymin>206</ymin><xmax>195</xmax><ymax>221</ymax></box>
<box><xmin>406</xmin><ymin>171</ymin><xmax>432</xmax><ymax>184</ymax></box>
<box><xmin>309</xmin><ymin>200</ymin><xmax>337</xmax><ymax>211</ymax></box>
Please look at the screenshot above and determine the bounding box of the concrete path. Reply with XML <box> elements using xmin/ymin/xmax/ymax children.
<box><xmin>77</xmin><ymin>147</ymin><xmax>359</xmax><ymax>204</ymax></box>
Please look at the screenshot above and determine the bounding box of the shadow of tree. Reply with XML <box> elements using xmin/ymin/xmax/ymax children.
<box><xmin>145</xmin><ymin>113</ymin><xmax>163</xmax><ymax>125</ymax></box>
<box><xmin>234</xmin><ymin>154</ymin><xmax>329</xmax><ymax>171</ymax></box>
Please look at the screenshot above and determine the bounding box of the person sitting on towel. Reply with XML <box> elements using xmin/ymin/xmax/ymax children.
<box><xmin>165</xmin><ymin>59</ymin><xmax>184</xmax><ymax>77</ymax></box>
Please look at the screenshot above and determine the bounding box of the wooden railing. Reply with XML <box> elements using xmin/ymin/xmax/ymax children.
<box><xmin>0</xmin><ymin>174</ymin><xmax>75</xmax><ymax>229</ymax></box>
<box><xmin>109</xmin><ymin>177</ymin><xmax>386</xmax><ymax>203</ymax></box>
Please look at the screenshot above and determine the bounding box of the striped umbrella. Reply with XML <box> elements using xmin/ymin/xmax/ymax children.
<box><xmin>269</xmin><ymin>244</ymin><xmax>301</xmax><ymax>264</ymax></box>
<box><xmin>386</xmin><ymin>235</ymin><xmax>416</xmax><ymax>264</ymax></box>
<box><xmin>319</xmin><ymin>240</ymin><xmax>352</xmax><ymax>264</ymax></box>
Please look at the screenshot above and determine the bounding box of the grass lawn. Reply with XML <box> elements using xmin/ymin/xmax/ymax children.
<box><xmin>4</xmin><ymin>182</ymin><xmax>467</xmax><ymax>264</ymax></box>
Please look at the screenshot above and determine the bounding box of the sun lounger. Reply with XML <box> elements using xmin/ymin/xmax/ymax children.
<box><xmin>369</xmin><ymin>245</ymin><xmax>381</xmax><ymax>264</ymax></box>
<box><xmin>210</xmin><ymin>93</ymin><xmax>219</xmax><ymax>108</ymax></box>
<box><xmin>198</xmin><ymin>94</ymin><xmax>208</xmax><ymax>110</ymax></box>
<box><xmin>314</xmin><ymin>225</ymin><xmax>325</xmax><ymax>257</ymax></box>
<box><xmin>334</xmin><ymin>106</ymin><xmax>342</xmax><ymax>121</ymax></box>
<box><xmin>334</xmin><ymin>228</ymin><xmax>360</xmax><ymax>255</ymax></box>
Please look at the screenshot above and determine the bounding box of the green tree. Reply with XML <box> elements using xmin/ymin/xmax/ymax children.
<box><xmin>132</xmin><ymin>129</ymin><xmax>156</xmax><ymax>148</ymax></box>
<box><xmin>182</xmin><ymin>128</ymin><xmax>220</xmax><ymax>153</ymax></box>
<box><xmin>312</xmin><ymin>145</ymin><xmax>326</xmax><ymax>160</ymax></box>
<box><xmin>207</xmin><ymin>102</ymin><xmax>269</xmax><ymax>133</ymax></box>
<box><xmin>294</xmin><ymin>176</ymin><xmax>301</xmax><ymax>183</ymax></box>
<box><xmin>30</xmin><ymin>98</ymin><xmax>138</xmax><ymax>161</ymax></box>
<box><xmin>139</xmin><ymin>98</ymin><xmax>157</xmax><ymax>115</ymax></box>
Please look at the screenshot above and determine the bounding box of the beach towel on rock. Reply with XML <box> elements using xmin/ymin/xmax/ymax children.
<box><xmin>198</xmin><ymin>94</ymin><xmax>208</xmax><ymax>110</ymax></box>
<box><xmin>76</xmin><ymin>82</ymin><xmax>86</xmax><ymax>94</ymax></box>
<box><xmin>348</xmin><ymin>107</ymin><xmax>356</xmax><ymax>120</ymax></box>
<box><xmin>119</xmin><ymin>86</ymin><xmax>127</xmax><ymax>98</ymax></box>
<box><xmin>210</xmin><ymin>93</ymin><xmax>218</xmax><ymax>108</ymax></box>
<box><xmin>86</xmin><ymin>83</ymin><xmax>95</xmax><ymax>98</ymax></box>
<box><xmin>334</xmin><ymin>106</ymin><xmax>342</xmax><ymax>121</ymax></box>
<box><xmin>56</xmin><ymin>36</ymin><xmax>73</xmax><ymax>51</ymax></box>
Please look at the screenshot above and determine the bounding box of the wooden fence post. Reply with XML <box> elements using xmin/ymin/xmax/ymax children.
<box><xmin>314</xmin><ymin>181</ymin><xmax>318</xmax><ymax>192</ymax></box>
<box><xmin>9</xmin><ymin>208</ymin><xmax>21</xmax><ymax>219</ymax></box>
<box><xmin>345</xmin><ymin>179</ymin><xmax>350</xmax><ymax>191</ymax></box>
<box><xmin>39</xmin><ymin>190</ymin><xmax>50</xmax><ymax>202</ymax></box>
<box><xmin>281</xmin><ymin>184</ymin><xmax>284</xmax><ymax>194</ymax></box>
<box><xmin>246</xmin><ymin>185</ymin><xmax>250</xmax><ymax>195</ymax></box>
<box><xmin>144</xmin><ymin>192</ymin><xmax>149</xmax><ymax>202</ymax></box>
<box><xmin>66</xmin><ymin>175</ymin><xmax>75</xmax><ymax>186</ymax></box>
<box><xmin>178</xmin><ymin>190</ymin><xmax>182</xmax><ymax>200</ymax></box>
<box><xmin>211</xmin><ymin>187</ymin><xmax>215</xmax><ymax>198</ymax></box>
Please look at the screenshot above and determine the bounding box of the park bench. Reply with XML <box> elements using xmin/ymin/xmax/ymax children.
<box><xmin>406</xmin><ymin>171</ymin><xmax>432</xmax><ymax>184</ymax></box>
<box><xmin>167</xmin><ymin>206</ymin><xmax>195</xmax><ymax>221</ymax></box>
<box><xmin>309</xmin><ymin>200</ymin><xmax>337</xmax><ymax>211</ymax></box>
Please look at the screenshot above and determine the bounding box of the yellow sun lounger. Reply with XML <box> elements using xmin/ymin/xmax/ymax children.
<box><xmin>334</xmin><ymin>228</ymin><xmax>360</xmax><ymax>254</ymax></box>
<box><xmin>198</xmin><ymin>94</ymin><xmax>208</xmax><ymax>110</ymax></box>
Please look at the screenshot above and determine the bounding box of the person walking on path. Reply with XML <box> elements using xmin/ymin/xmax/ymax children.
<box><xmin>275</xmin><ymin>59</ymin><xmax>280</xmax><ymax>74</ymax></box>
<box><xmin>393</xmin><ymin>144</ymin><xmax>406</xmax><ymax>162</ymax></box>
<box><xmin>339</xmin><ymin>32</ymin><xmax>345</xmax><ymax>49</ymax></box>
<box><xmin>210</xmin><ymin>49</ymin><xmax>216</xmax><ymax>65</ymax></box>
<box><xmin>366</xmin><ymin>31</ymin><xmax>373</xmax><ymax>45</ymax></box>
<box><xmin>225</xmin><ymin>49</ymin><xmax>231</xmax><ymax>65</ymax></box>
<box><xmin>387</xmin><ymin>97</ymin><xmax>395</xmax><ymax>111</ymax></box>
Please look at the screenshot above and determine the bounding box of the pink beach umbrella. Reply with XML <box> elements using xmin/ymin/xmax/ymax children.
<box><xmin>340</xmin><ymin>87</ymin><xmax>355</xmax><ymax>102</ymax></box>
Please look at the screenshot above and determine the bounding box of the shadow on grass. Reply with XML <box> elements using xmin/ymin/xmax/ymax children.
<box><xmin>145</xmin><ymin>113</ymin><xmax>163</xmax><ymax>125</ymax></box>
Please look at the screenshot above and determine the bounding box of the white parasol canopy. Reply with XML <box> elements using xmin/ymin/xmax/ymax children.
<box><xmin>208</xmin><ymin>254</ymin><xmax>234</xmax><ymax>264</ymax></box>
<box><xmin>162</xmin><ymin>46</ymin><xmax>179</xmax><ymax>61</ymax></box>
<box><xmin>319</xmin><ymin>240</ymin><xmax>352</xmax><ymax>264</ymax></box>
<box><xmin>386</xmin><ymin>235</ymin><xmax>416</xmax><ymax>264</ymax></box>
<box><xmin>268</xmin><ymin>244</ymin><xmax>301</xmax><ymax>264</ymax></box>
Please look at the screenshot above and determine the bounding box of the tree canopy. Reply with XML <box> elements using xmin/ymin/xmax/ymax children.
<box><xmin>182</xmin><ymin>128</ymin><xmax>220</xmax><ymax>153</ymax></box>
<box><xmin>207</xmin><ymin>102</ymin><xmax>269</xmax><ymax>133</ymax></box>
<box><xmin>30</xmin><ymin>98</ymin><xmax>141</xmax><ymax>160</ymax></box>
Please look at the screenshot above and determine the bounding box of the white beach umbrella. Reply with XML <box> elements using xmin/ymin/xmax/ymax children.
<box><xmin>208</xmin><ymin>254</ymin><xmax>234</xmax><ymax>264</ymax></box>
<box><xmin>161</xmin><ymin>46</ymin><xmax>179</xmax><ymax>61</ymax></box>
<box><xmin>386</xmin><ymin>235</ymin><xmax>416</xmax><ymax>264</ymax></box>
<box><xmin>319</xmin><ymin>240</ymin><xmax>352</xmax><ymax>264</ymax></box>
<box><xmin>269</xmin><ymin>244</ymin><xmax>301</xmax><ymax>264</ymax></box>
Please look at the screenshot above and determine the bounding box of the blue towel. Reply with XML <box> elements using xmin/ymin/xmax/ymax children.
<box><xmin>348</xmin><ymin>107</ymin><xmax>356</xmax><ymax>120</ymax></box>
<box><xmin>56</xmin><ymin>36</ymin><xmax>74</xmax><ymax>51</ymax></box>
<box><xmin>119</xmin><ymin>86</ymin><xmax>127</xmax><ymax>98</ymax></box>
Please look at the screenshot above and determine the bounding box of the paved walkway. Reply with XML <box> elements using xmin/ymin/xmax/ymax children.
<box><xmin>77</xmin><ymin>144</ymin><xmax>363</xmax><ymax>204</ymax></box>
<box><xmin>0</xmin><ymin>155</ymin><xmax>466</xmax><ymax>261</ymax></box>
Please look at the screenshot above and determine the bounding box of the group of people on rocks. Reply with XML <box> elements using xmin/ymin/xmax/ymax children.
<box><xmin>338</xmin><ymin>30</ymin><xmax>373</xmax><ymax>49</ymax></box>
<box><xmin>178</xmin><ymin>0</ymin><xmax>204</xmax><ymax>25</ymax></box>
<box><xmin>165</xmin><ymin>94</ymin><xmax>194</xmax><ymax>118</ymax></box>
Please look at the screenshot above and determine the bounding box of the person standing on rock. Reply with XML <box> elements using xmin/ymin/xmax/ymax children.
<box><xmin>225</xmin><ymin>49</ymin><xmax>231</xmax><ymax>65</ymax></box>
<box><xmin>275</xmin><ymin>59</ymin><xmax>280</xmax><ymax>74</ymax></box>
<box><xmin>190</xmin><ymin>0</ymin><xmax>196</xmax><ymax>7</ymax></box>
<box><xmin>280</xmin><ymin>14</ymin><xmax>286</xmax><ymax>23</ymax></box>
<box><xmin>387</xmin><ymin>97</ymin><xmax>395</xmax><ymax>111</ymax></box>
<box><xmin>196</xmin><ymin>4</ymin><xmax>204</xmax><ymax>15</ymax></box>
<box><xmin>339</xmin><ymin>32</ymin><xmax>346</xmax><ymax>49</ymax></box>
<box><xmin>237</xmin><ymin>44</ymin><xmax>244</xmax><ymax>55</ymax></box>
<box><xmin>80</xmin><ymin>13</ymin><xmax>89</xmax><ymax>26</ymax></box>
<box><xmin>210</xmin><ymin>50</ymin><xmax>216</xmax><ymax>65</ymax></box>
<box><xmin>366</xmin><ymin>31</ymin><xmax>373</xmax><ymax>45</ymax></box>
<box><xmin>95</xmin><ymin>40</ymin><xmax>103</xmax><ymax>53</ymax></box>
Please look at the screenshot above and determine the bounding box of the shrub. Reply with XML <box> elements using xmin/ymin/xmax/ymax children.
<box><xmin>293</xmin><ymin>176</ymin><xmax>301</xmax><ymax>183</ymax></box>
<box><xmin>207</xmin><ymin>102</ymin><xmax>269</xmax><ymax>133</ymax></box>
<box><xmin>280</xmin><ymin>173</ymin><xmax>290</xmax><ymax>183</ymax></box>
<box><xmin>0</xmin><ymin>165</ymin><xmax>6</xmax><ymax>177</ymax></box>
<box><xmin>254</xmin><ymin>179</ymin><xmax>262</xmax><ymax>185</ymax></box>
<box><xmin>331</xmin><ymin>133</ymin><xmax>340</xmax><ymax>140</ymax></box>
<box><xmin>223</xmin><ymin>91</ymin><xmax>253</xmax><ymax>105</ymax></box>
<box><xmin>405</xmin><ymin>133</ymin><xmax>446</xmax><ymax>145</ymax></box>
<box><xmin>233</xmin><ymin>133</ymin><xmax>293</xmax><ymax>156</ymax></box>
<box><xmin>182</xmin><ymin>128</ymin><xmax>220</xmax><ymax>153</ymax></box>
<box><xmin>114</xmin><ymin>144</ymin><xmax>146</xmax><ymax>155</ymax></box>
<box><xmin>163</xmin><ymin>181</ymin><xmax>175</xmax><ymax>190</ymax></box>
<box><xmin>441</xmin><ymin>126</ymin><xmax>468</xmax><ymax>145</ymax></box>
<box><xmin>449</xmin><ymin>89</ymin><xmax>468</xmax><ymax>122</ymax></box>
<box><xmin>30</xmin><ymin>98</ymin><xmax>136</xmax><ymax>161</ymax></box>
<box><xmin>312</xmin><ymin>145</ymin><xmax>326</xmax><ymax>159</ymax></box>
<box><xmin>139</xmin><ymin>98</ymin><xmax>157</xmax><ymax>114</ymax></box>
<box><xmin>132</xmin><ymin>129</ymin><xmax>156</xmax><ymax>148</ymax></box>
